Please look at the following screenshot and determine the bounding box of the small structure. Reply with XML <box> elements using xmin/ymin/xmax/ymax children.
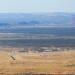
<box><xmin>10</xmin><ymin>56</ymin><xmax>16</xmax><ymax>60</ymax></box>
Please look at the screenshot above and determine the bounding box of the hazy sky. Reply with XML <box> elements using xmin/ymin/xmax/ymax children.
<box><xmin>0</xmin><ymin>0</ymin><xmax>75</xmax><ymax>13</ymax></box>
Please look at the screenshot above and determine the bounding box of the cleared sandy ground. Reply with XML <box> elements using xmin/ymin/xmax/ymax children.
<box><xmin>0</xmin><ymin>47</ymin><xmax>75</xmax><ymax>75</ymax></box>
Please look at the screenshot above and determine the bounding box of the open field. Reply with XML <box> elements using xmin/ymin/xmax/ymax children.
<box><xmin>0</xmin><ymin>47</ymin><xmax>75</xmax><ymax>75</ymax></box>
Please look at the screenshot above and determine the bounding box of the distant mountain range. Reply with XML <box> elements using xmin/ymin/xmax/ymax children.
<box><xmin>0</xmin><ymin>13</ymin><xmax>75</xmax><ymax>28</ymax></box>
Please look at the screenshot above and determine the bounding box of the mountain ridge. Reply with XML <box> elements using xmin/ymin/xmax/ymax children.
<box><xmin>0</xmin><ymin>13</ymin><xmax>75</xmax><ymax>28</ymax></box>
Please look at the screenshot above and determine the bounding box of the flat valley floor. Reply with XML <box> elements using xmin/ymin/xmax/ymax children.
<box><xmin>0</xmin><ymin>47</ymin><xmax>75</xmax><ymax>75</ymax></box>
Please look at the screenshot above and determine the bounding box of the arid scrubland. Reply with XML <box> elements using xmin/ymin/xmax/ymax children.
<box><xmin>0</xmin><ymin>47</ymin><xmax>75</xmax><ymax>75</ymax></box>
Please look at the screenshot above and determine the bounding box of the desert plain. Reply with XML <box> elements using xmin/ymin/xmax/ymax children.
<box><xmin>0</xmin><ymin>46</ymin><xmax>75</xmax><ymax>75</ymax></box>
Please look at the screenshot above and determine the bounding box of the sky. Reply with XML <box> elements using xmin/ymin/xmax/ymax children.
<box><xmin>0</xmin><ymin>0</ymin><xmax>75</xmax><ymax>13</ymax></box>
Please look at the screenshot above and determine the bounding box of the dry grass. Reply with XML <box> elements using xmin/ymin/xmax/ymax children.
<box><xmin>0</xmin><ymin>47</ymin><xmax>75</xmax><ymax>75</ymax></box>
